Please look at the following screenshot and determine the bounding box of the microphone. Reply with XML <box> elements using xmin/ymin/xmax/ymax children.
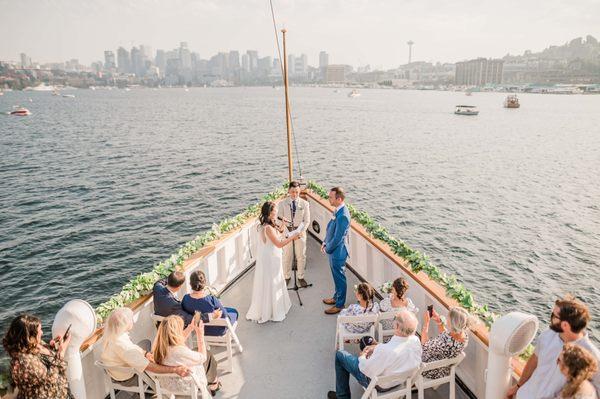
<box><xmin>277</xmin><ymin>216</ymin><xmax>292</xmax><ymax>224</ymax></box>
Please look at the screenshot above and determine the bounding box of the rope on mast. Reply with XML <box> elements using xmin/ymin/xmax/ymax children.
<box><xmin>269</xmin><ymin>0</ymin><xmax>303</xmax><ymax>179</ymax></box>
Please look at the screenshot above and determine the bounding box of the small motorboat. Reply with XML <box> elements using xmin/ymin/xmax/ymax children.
<box><xmin>348</xmin><ymin>89</ymin><xmax>361</xmax><ymax>98</ymax></box>
<box><xmin>62</xmin><ymin>94</ymin><xmax>76</xmax><ymax>98</ymax></box>
<box><xmin>10</xmin><ymin>107</ymin><xmax>31</xmax><ymax>116</ymax></box>
<box><xmin>454</xmin><ymin>105</ymin><xmax>479</xmax><ymax>115</ymax></box>
<box><xmin>504</xmin><ymin>95</ymin><xmax>520</xmax><ymax>108</ymax></box>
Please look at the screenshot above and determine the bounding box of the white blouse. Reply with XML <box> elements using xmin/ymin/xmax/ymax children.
<box><xmin>159</xmin><ymin>345</ymin><xmax>207</xmax><ymax>392</ymax></box>
<box><xmin>378</xmin><ymin>295</ymin><xmax>418</xmax><ymax>331</ymax></box>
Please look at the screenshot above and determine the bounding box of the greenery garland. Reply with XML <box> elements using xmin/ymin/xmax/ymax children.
<box><xmin>94</xmin><ymin>185</ymin><xmax>287</xmax><ymax>323</ymax></box>
<box><xmin>307</xmin><ymin>181</ymin><xmax>533</xmax><ymax>360</ymax></box>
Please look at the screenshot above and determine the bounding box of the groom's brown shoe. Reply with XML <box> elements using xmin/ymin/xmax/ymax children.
<box><xmin>322</xmin><ymin>297</ymin><xmax>336</xmax><ymax>305</ymax></box>
<box><xmin>325</xmin><ymin>306</ymin><xmax>342</xmax><ymax>315</ymax></box>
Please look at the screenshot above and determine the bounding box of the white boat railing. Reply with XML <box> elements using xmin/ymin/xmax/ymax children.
<box><xmin>78</xmin><ymin>219</ymin><xmax>259</xmax><ymax>399</ymax></box>
<box><xmin>75</xmin><ymin>189</ymin><xmax>520</xmax><ymax>399</ymax></box>
<box><xmin>305</xmin><ymin>191</ymin><xmax>491</xmax><ymax>398</ymax></box>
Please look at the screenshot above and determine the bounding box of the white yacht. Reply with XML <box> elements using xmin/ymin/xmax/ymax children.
<box><xmin>348</xmin><ymin>89</ymin><xmax>361</xmax><ymax>98</ymax></box>
<box><xmin>454</xmin><ymin>105</ymin><xmax>479</xmax><ymax>116</ymax></box>
<box><xmin>27</xmin><ymin>29</ymin><xmax>542</xmax><ymax>399</ymax></box>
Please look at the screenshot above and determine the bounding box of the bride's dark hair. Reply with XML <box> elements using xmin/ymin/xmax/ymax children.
<box><xmin>259</xmin><ymin>201</ymin><xmax>276</xmax><ymax>227</ymax></box>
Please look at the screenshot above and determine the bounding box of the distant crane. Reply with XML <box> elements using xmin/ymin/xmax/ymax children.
<box><xmin>407</xmin><ymin>40</ymin><xmax>414</xmax><ymax>65</ymax></box>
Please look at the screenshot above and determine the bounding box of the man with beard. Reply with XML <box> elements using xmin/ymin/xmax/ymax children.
<box><xmin>506</xmin><ymin>294</ymin><xmax>600</xmax><ymax>399</ymax></box>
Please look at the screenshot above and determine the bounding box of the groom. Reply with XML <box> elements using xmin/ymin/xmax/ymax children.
<box><xmin>322</xmin><ymin>187</ymin><xmax>351</xmax><ymax>315</ymax></box>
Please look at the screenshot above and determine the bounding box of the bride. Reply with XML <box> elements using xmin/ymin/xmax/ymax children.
<box><xmin>246</xmin><ymin>201</ymin><xmax>298</xmax><ymax>323</ymax></box>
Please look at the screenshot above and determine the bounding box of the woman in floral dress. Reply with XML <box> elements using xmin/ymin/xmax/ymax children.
<box><xmin>420</xmin><ymin>307</ymin><xmax>470</xmax><ymax>380</ymax></box>
<box><xmin>2</xmin><ymin>314</ymin><xmax>73</xmax><ymax>399</ymax></box>
<box><xmin>378</xmin><ymin>277</ymin><xmax>418</xmax><ymax>331</ymax></box>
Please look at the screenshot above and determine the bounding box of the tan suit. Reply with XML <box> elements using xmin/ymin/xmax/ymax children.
<box><xmin>278</xmin><ymin>196</ymin><xmax>310</xmax><ymax>279</ymax></box>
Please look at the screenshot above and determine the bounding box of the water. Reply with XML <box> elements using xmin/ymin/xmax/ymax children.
<box><xmin>1</xmin><ymin>87</ymin><xmax>599</xmax><ymax>351</ymax></box>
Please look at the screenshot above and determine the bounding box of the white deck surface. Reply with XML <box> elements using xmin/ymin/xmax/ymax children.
<box><xmin>120</xmin><ymin>237</ymin><xmax>470</xmax><ymax>398</ymax></box>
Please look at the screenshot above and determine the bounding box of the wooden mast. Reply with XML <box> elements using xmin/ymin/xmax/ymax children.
<box><xmin>281</xmin><ymin>29</ymin><xmax>293</xmax><ymax>183</ymax></box>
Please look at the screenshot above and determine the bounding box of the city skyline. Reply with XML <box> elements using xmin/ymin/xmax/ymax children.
<box><xmin>1</xmin><ymin>0</ymin><xmax>600</xmax><ymax>68</ymax></box>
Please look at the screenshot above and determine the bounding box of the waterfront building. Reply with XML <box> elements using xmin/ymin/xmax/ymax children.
<box><xmin>455</xmin><ymin>58</ymin><xmax>504</xmax><ymax>86</ymax></box>
<box><xmin>117</xmin><ymin>47</ymin><xmax>130</xmax><ymax>74</ymax></box>
<box><xmin>20</xmin><ymin>53</ymin><xmax>31</xmax><ymax>68</ymax></box>
<box><xmin>325</xmin><ymin>64</ymin><xmax>345</xmax><ymax>83</ymax></box>
<box><xmin>103</xmin><ymin>51</ymin><xmax>116</xmax><ymax>70</ymax></box>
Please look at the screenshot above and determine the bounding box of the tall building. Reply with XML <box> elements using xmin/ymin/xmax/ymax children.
<box><xmin>287</xmin><ymin>54</ymin><xmax>296</xmax><ymax>75</ymax></box>
<box><xmin>229</xmin><ymin>51</ymin><xmax>240</xmax><ymax>70</ymax></box>
<box><xmin>104</xmin><ymin>51</ymin><xmax>116</xmax><ymax>70</ymax></box>
<box><xmin>155</xmin><ymin>50</ymin><xmax>166</xmax><ymax>77</ymax></box>
<box><xmin>319</xmin><ymin>51</ymin><xmax>329</xmax><ymax>69</ymax></box>
<box><xmin>258</xmin><ymin>56</ymin><xmax>272</xmax><ymax>75</ymax></box>
<box><xmin>20</xmin><ymin>53</ymin><xmax>31</xmax><ymax>68</ymax></box>
<box><xmin>246</xmin><ymin>50</ymin><xmax>258</xmax><ymax>72</ymax></box>
<box><xmin>179</xmin><ymin>42</ymin><xmax>192</xmax><ymax>69</ymax></box>
<box><xmin>455</xmin><ymin>58</ymin><xmax>504</xmax><ymax>86</ymax></box>
<box><xmin>117</xmin><ymin>47</ymin><xmax>130</xmax><ymax>74</ymax></box>
<box><xmin>294</xmin><ymin>54</ymin><xmax>307</xmax><ymax>75</ymax></box>
<box><xmin>130</xmin><ymin>46</ymin><xmax>143</xmax><ymax>76</ymax></box>
<box><xmin>241</xmin><ymin>54</ymin><xmax>249</xmax><ymax>72</ymax></box>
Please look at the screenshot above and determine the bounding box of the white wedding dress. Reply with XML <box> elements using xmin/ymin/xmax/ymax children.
<box><xmin>246</xmin><ymin>225</ymin><xmax>291</xmax><ymax>323</ymax></box>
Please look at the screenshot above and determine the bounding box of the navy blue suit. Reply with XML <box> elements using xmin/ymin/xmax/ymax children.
<box><xmin>152</xmin><ymin>279</ymin><xmax>194</xmax><ymax>327</ymax></box>
<box><xmin>324</xmin><ymin>205</ymin><xmax>351</xmax><ymax>308</ymax></box>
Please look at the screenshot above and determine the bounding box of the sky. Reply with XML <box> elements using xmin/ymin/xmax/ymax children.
<box><xmin>1</xmin><ymin>0</ymin><xmax>599</xmax><ymax>69</ymax></box>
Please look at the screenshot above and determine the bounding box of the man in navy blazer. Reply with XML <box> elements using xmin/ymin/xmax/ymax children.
<box><xmin>153</xmin><ymin>271</ymin><xmax>215</xmax><ymax>326</ymax></box>
<box><xmin>321</xmin><ymin>187</ymin><xmax>351</xmax><ymax>314</ymax></box>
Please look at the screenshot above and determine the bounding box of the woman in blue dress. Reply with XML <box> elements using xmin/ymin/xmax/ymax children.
<box><xmin>182</xmin><ymin>270</ymin><xmax>239</xmax><ymax>336</ymax></box>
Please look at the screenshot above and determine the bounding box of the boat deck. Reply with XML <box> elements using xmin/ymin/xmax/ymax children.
<box><xmin>119</xmin><ymin>237</ymin><xmax>469</xmax><ymax>398</ymax></box>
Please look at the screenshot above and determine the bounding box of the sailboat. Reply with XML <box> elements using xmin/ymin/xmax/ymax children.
<box><xmin>32</xmin><ymin>28</ymin><xmax>539</xmax><ymax>399</ymax></box>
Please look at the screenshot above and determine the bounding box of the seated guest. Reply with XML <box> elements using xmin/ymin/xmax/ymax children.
<box><xmin>328</xmin><ymin>309</ymin><xmax>422</xmax><ymax>399</ymax></box>
<box><xmin>339</xmin><ymin>282</ymin><xmax>380</xmax><ymax>334</ymax></box>
<box><xmin>379</xmin><ymin>277</ymin><xmax>418</xmax><ymax>331</ymax></box>
<box><xmin>2</xmin><ymin>314</ymin><xmax>72</xmax><ymax>399</ymax></box>
<box><xmin>182</xmin><ymin>270</ymin><xmax>238</xmax><ymax>336</ymax></box>
<box><xmin>153</xmin><ymin>315</ymin><xmax>222</xmax><ymax>396</ymax></box>
<box><xmin>153</xmin><ymin>271</ymin><xmax>218</xmax><ymax>326</ymax></box>
<box><xmin>555</xmin><ymin>343</ymin><xmax>598</xmax><ymax>399</ymax></box>
<box><xmin>420</xmin><ymin>306</ymin><xmax>470</xmax><ymax>379</ymax></box>
<box><xmin>507</xmin><ymin>295</ymin><xmax>600</xmax><ymax>399</ymax></box>
<box><xmin>100</xmin><ymin>307</ymin><xmax>189</xmax><ymax>387</ymax></box>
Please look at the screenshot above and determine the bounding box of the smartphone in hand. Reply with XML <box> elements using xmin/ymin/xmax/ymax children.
<box><xmin>427</xmin><ymin>305</ymin><xmax>434</xmax><ymax>317</ymax></box>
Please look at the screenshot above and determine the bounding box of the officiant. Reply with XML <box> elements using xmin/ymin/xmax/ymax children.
<box><xmin>278</xmin><ymin>181</ymin><xmax>311</xmax><ymax>287</ymax></box>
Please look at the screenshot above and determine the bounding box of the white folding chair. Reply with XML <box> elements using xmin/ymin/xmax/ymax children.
<box><xmin>361</xmin><ymin>366</ymin><xmax>420</xmax><ymax>399</ymax></box>
<box><xmin>377</xmin><ymin>311</ymin><xmax>397</xmax><ymax>343</ymax></box>
<box><xmin>95</xmin><ymin>360</ymin><xmax>153</xmax><ymax>399</ymax></box>
<box><xmin>414</xmin><ymin>352</ymin><xmax>466</xmax><ymax>399</ymax></box>
<box><xmin>335</xmin><ymin>314</ymin><xmax>379</xmax><ymax>351</ymax></box>
<box><xmin>151</xmin><ymin>313</ymin><xmax>166</xmax><ymax>326</ymax></box>
<box><xmin>203</xmin><ymin>317</ymin><xmax>243</xmax><ymax>373</ymax></box>
<box><xmin>146</xmin><ymin>371</ymin><xmax>211</xmax><ymax>399</ymax></box>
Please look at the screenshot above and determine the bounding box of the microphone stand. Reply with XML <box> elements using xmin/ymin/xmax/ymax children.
<box><xmin>284</xmin><ymin>219</ymin><xmax>313</xmax><ymax>306</ymax></box>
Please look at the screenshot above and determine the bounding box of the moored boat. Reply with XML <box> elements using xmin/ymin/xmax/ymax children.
<box><xmin>9</xmin><ymin>107</ymin><xmax>31</xmax><ymax>116</ymax></box>
<box><xmin>348</xmin><ymin>89</ymin><xmax>361</xmax><ymax>98</ymax></box>
<box><xmin>454</xmin><ymin>105</ymin><xmax>479</xmax><ymax>115</ymax></box>
<box><xmin>504</xmin><ymin>95</ymin><xmax>520</xmax><ymax>108</ymax></box>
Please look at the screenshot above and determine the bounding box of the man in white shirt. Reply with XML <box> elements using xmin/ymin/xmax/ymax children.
<box><xmin>100</xmin><ymin>307</ymin><xmax>189</xmax><ymax>387</ymax></box>
<box><xmin>507</xmin><ymin>295</ymin><xmax>600</xmax><ymax>399</ymax></box>
<box><xmin>328</xmin><ymin>309</ymin><xmax>422</xmax><ymax>399</ymax></box>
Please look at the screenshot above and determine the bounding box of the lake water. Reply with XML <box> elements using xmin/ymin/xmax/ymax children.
<box><xmin>1</xmin><ymin>87</ymin><xmax>599</xmax><ymax>352</ymax></box>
